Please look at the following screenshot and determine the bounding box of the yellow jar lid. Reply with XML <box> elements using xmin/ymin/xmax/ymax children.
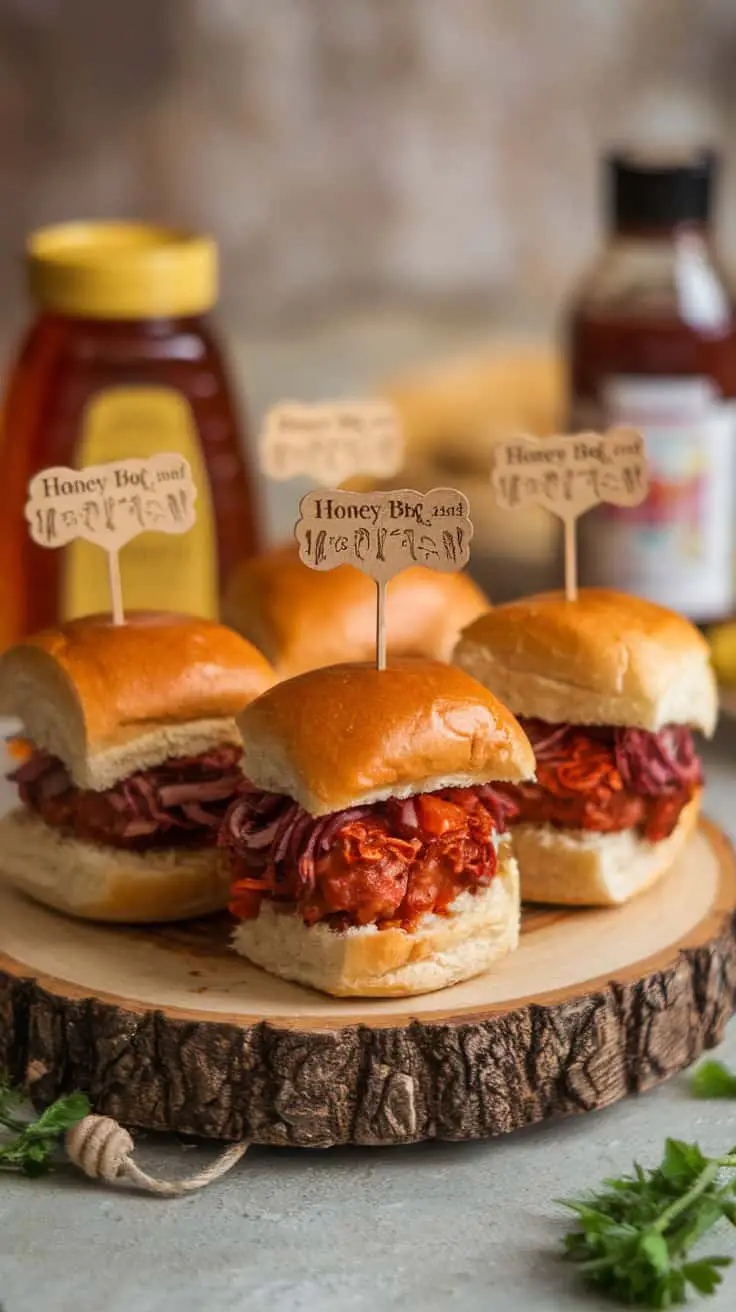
<box><xmin>26</xmin><ymin>221</ymin><xmax>218</xmax><ymax>319</ymax></box>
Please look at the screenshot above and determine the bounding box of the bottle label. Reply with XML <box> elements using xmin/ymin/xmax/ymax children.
<box><xmin>577</xmin><ymin>375</ymin><xmax>735</xmax><ymax>619</ymax></box>
<box><xmin>61</xmin><ymin>387</ymin><xmax>218</xmax><ymax>621</ymax></box>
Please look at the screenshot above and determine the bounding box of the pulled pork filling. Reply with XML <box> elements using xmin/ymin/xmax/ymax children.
<box><xmin>494</xmin><ymin>719</ymin><xmax>702</xmax><ymax>842</ymax></box>
<box><xmin>221</xmin><ymin>785</ymin><xmax>516</xmax><ymax>931</ymax></box>
<box><xmin>8</xmin><ymin>745</ymin><xmax>245</xmax><ymax>850</ymax></box>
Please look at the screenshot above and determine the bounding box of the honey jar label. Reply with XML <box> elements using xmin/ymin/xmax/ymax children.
<box><xmin>60</xmin><ymin>387</ymin><xmax>218</xmax><ymax>621</ymax></box>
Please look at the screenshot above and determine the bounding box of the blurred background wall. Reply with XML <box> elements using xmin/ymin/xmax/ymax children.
<box><xmin>1</xmin><ymin>0</ymin><xmax>735</xmax><ymax>336</ymax></box>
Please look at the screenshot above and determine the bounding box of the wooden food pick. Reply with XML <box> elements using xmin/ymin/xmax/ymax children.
<box><xmin>259</xmin><ymin>398</ymin><xmax>404</xmax><ymax>488</ymax></box>
<box><xmin>25</xmin><ymin>454</ymin><xmax>198</xmax><ymax>626</ymax></box>
<box><xmin>295</xmin><ymin>487</ymin><xmax>473</xmax><ymax>669</ymax></box>
<box><xmin>259</xmin><ymin>398</ymin><xmax>406</xmax><ymax>666</ymax></box>
<box><xmin>490</xmin><ymin>428</ymin><xmax>649</xmax><ymax>601</ymax></box>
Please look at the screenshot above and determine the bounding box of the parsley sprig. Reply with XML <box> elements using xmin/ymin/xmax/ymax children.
<box><xmin>0</xmin><ymin>1076</ymin><xmax>90</xmax><ymax>1177</ymax></box>
<box><xmin>560</xmin><ymin>1139</ymin><xmax>736</xmax><ymax>1306</ymax></box>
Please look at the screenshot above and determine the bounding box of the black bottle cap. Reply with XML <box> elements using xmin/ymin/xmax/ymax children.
<box><xmin>608</xmin><ymin>149</ymin><xmax>717</xmax><ymax>232</ymax></box>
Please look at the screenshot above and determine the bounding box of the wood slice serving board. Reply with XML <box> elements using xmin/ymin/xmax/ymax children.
<box><xmin>0</xmin><ymin>818</ymin><xmax>735</xmax><ymax>1148</ymax></box>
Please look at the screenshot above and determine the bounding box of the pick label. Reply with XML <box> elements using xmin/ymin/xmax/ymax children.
<box><xmin>260</xmin><ymin>399</ymin><xmax>403</xmax><ymax>488</ymax></box>
<box><xmin>295</xmin><ymin>487</ymin><xmax>473</xmax><ymax>668</ymax></box>
<box><xmin>490</xmin><ymin>428</ymin><xmax>649</xmax><ymax>600</ymax></box>
<box><xmin>25</xmin><ymin>454</ymin><xmax>198</xmax><ymax>625</ymax></box>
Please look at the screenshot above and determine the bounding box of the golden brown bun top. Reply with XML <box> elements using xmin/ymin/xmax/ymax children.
<box><xmin>455</xmin><ymin>589</ymin><xmax>717</xmax><ymax>734</ymax></box>
<box><xmin>1</xmin><ymin>611</ymin><xmax>276</xmax><ymax>750</ymax></box>
<box><xmin>222</xmin><ymin>543</ymin><xmax>489</xmax><ymax>677</ymax></box>
<box><xmin>240</xmin><ymin>659</ymin><xmax>535</xmax><ymax>815</ymax></box>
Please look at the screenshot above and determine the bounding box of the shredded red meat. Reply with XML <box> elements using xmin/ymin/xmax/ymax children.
<box><xmin>495</xmin><ymin>719</ymin><xmax>702</xmax><ymax>842</ymax></box>
<box><xmin>221</xmin><ymin>785</ymin><xmax>514</xmax><ymax>931</ymax></box>
<box><xmin>9</xmin><ymin>745</ymin><xmax>246</xmax><ymax>850</ymax></box>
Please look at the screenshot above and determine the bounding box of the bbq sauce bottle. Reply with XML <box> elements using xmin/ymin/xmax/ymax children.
<box><xmin>569</xmin><ymin>151</ymin><xmax>736</xmax><ymax>621</ymax></box>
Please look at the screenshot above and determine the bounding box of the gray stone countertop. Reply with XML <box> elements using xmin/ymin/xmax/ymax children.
<box><xmin>1</xmin><ymin>719</ymin><xmax>736</xmax><ymax>1312</ymax></box>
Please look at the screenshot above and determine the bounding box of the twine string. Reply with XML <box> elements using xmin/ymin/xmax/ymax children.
<box><xmin>65</xmin><ymin>1114</ymin><xmax>249</xmax><ymax>1197</ymax></box>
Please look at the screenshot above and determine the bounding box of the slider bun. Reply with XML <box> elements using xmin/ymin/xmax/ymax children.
<box><xmin>512</xmin><ymin>792</ymin><xmax>700</xmax><ymax>907</ymax></box>
<box><xmin>454</xmin><ymin>589</ymin><xmax>717</xmax><ymax>734</ymax></box>
<box><xmin>0</xmin><ymin>808</ymin><xmax>230</xmax><ymax>922</ymax></box>
<box><xmin>223</xmin><ymin>543</ymin><xmax>488</xmax><ymax>676</ymax></box>
<box><xmin>240</xmin><ymin>659</ymin><xmax>535</xmax><ymax>815</ymax></box>
<box><xmin>232</xmin><ymin>838</ymin><xmax>519</xmax><ymax>997</ymax></box>
<box><xmin>0</xmin><ymin>611</ymin><xmax>275</xmax><ymax>790</ymax></box>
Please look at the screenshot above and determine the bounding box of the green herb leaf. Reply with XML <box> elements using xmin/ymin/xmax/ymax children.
<box><xmin>660</xmin><ymin>1138</ymin><xmax>711</xmax><ymax>1186</ymax></box>
<box><xmin>691</xmin><ymin>1061</ymin><xmax>736</xmax><ymax>1100</ymax></box>
<box><xmin>682</xmin><ymin>1258</ymin><xmax>731</xmax><ymax>1296</ymax></box>
<box><xmin>0</xmin><ymin>1078</ymin><xmax>90</xmax><ymax>1177</ymax></box>
<box><xmin>639</xmin><ymin>1231</ymin><xmax>671</xmax><ymax>1275</ymax></box>
<box><xmin>560</xmin><ymin>1140</ymin><xmax>736</xmax><ymax>1306</ymax></box>
<box><xmin>26</xmin><ymin>1092</ymin><xmax>91</xmax><ymax>1138</ymax></box>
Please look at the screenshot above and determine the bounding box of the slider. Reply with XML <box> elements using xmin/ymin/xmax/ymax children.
<box><xmin>223</xmin><ymin>542</ymin><xmax>488</xmax><ymax>677</ymax></box>
<box><xmin>222</xmin><ymin>659</ymin><xmax>534</xmax><ymax>996</ymax></box>
<box><xmin>454</xmin><ymin>589</ymin><xmax>717</xmax><ymax>905</ymax></box>
<box><xmin>0</xmin><ymin>613</ymin><xmax>275</xmax><ymax>921</ymax></box>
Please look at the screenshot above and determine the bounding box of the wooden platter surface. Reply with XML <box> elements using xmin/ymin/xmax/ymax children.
<box><xmin>0</xmin><ymin>817</ymin><xmax>734</xmax><ymax>1147</ymax></box>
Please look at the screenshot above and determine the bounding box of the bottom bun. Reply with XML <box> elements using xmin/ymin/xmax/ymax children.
<box><xmin>231</xmin><ymin>838</ymin><xmax>520</xmax><ymax>998</ymax></box>
<box><xmin>0</xmin><ymin>808</ymin><xmax>230</xmax><ymax>923</ymax></box>
<box><xmin>512</xmin><ymin>792</ymin><xmax>701</xmax><ymax>907</ymax></box>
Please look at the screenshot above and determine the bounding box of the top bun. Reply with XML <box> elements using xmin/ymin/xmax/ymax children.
<box><xmin>222</xmin><ymin>543</ymin><xmax>489</xmax><ymax>677</ymax></box>
<box><xmin>240</xmin><ymin>659</ymin><xmax>534</xmax><ymax>815</ymax></box>
<box><xmin>454</xmin><ymin>589</ymin><xmax>717</xmax><ymax>735</ymax></box>
<box><xmin>0</xmin><ymin>612</ymin><xmax>276</xmax><ymax>790</ymax></box>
